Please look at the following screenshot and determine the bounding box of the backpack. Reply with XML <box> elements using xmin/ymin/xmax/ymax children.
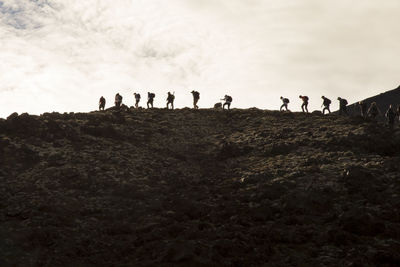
<box><xmin>303</xmin><ymin>96</ymin><xmax>309</xmax><ymax>101</ymax></box>
<box><xmin>342</xmin><ymin>99</ymin><xmax>348</xmax><ymax>105</ymax></box>
<box><xmin>226</xmin><ymin>96</ymin><xmax>232</xmax><ymax>102</ymax></box>
<box><xmin>283</xmin><ymin>98</ymin><xmax>289</xmax><ymax>103</ymax></box>
<box><xmin>149</xmin><ymin>93</ymin><xmax>155</xmax><ymax>98</ymax></box>
<box><xmin>193</xmin><ymin>91</ymin><xmax>200</xmax><ymax>99</ymax></box>
<box><xmin>324</xmin><ymin>98</ymin><xmax>331</xmax><ymax>105</ymax></box>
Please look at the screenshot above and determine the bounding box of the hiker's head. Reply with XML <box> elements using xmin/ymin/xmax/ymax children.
<box><xmin>280</xmin><ymin>96</ymin><xmax>283</xmax><ymax>99</ymax></box>
<box><xmin>321</xmin><ymin>96</ymin><xmax>325</xmax><ymax>99</ymax></box>
<box><xmin>299</xmin><ymin>95</ymin><xmax>302</xmax><ymax>98</ymax></box>
<box><xmin>337</xmin><ymin>97</ymin><xmax>341</xmax><ymax>100</ymax></box>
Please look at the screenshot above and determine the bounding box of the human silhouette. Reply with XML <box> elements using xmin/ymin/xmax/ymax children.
<box><xmin>299</xmin><ymin>95</ymin><xmax>309</xmax><ymax>113</ymax></box>
<box><xmin>191</xmin><ymin>90</ymin><xmax>200</xmax><ymax>109</ymax></box>
<box><xmin>134</xmin><ymin>93</ymin><xmax>141</xmax><ymax>108</ymax></box>
<box><xmin>359</xmin><ymin>101</ymin><xmax>368</xmax><ymax>118</ymax></box>
<box><xmin>367</xmin><ymin>102</ymin><xmax>380</xmax><ymax>119</ymax></box>
<box><xmin>321</xmin><ymin>96</ymin><xmax>331</xmax><ymax>114</ymax></box>
<box><xmin>147</xmin><ymin>92</ymin><xmax>155</xmax><ymax>109</ymax></box>
<box><xmin>337</xmin><ymin>97</ymin><xmax>348</xmax><ymax>115</ymax></box>
<box><xmin>385</xmin><ymin>105</ymin><xmax>396</xmax><ymax>128</ymax></box>
<box><xmin>280</xmin><ymin>96</ymin><xmax>290</xmax><ymax>111</ymax></box>
<box><xmin>166</xmin><ymin>92</ymin><xmax>175</xmax><ymax>109</ymax></box>
<box><xmin>397</xmin><ymin>105</ymin><xmax>400</xmax><ymax>122</ymax></box>
<box><xmin>115</xmin><ymin>93</ymin><xmax>123</xmax><ymax>108</ymax></box>
<box><xmin>222</xmin><ymin>95</ymin><xmax>232</xmax><ymax>110</ymax></box>
<box><xmin>99</xmin><ymin>96</ymin><xmax>106</xmax><ymax>111</ymax></box>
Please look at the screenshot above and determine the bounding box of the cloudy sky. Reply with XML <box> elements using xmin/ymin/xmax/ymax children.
<box><xmin>0</xmin><ymin>0</ymin><xmax>399</xmax><ymax>117</ymax></box>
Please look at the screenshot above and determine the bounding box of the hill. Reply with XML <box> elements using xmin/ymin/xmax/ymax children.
<box><xmin>1</xmin><ymin>109</ymin><xmax>400</xmax><ymax>266</ymax></box>
<box><xmin>347</xmin><ymin>85</ymin><xmax>400</xmax><ymax>116</ymax></box>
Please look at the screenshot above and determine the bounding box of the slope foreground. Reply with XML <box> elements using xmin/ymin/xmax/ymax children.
<box><xmin>1</xmin><ymin>109</ymin><xmax>400</xmax><ymax>266</ymax></box>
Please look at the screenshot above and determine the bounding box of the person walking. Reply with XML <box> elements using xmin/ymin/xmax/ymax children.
<box><xmin>367</xmin><ymin>102</ymin><xmax>380</xmax><ymax>119</ymax></box>
<box><xmin>115</xmin><ymin>93</ymin><xmax>123</xmax><ymax>108</ymax></box>
<box><xmin>337</xmin><ymin>97</ymin><xmax>348</xmax><ymax>115</ymax></box>
<box><xmin>191</xmin><ymin>90</ymin><xmax>200</xmax><ymax>109</ymax></box>
<box><xmin>321</xmin><ymin>96</ymin><xmax>331</xmax><ymax>114</ymax></box>
<box><xmin>147</xmin><ymin>92</ymin><xmax>155</xmax><ymax>109</ymax></box>
<box><xmin>385</xmin><ymin>104</ymin><xmax>396</xmax><ymax>128</ymax></box>
<box><xmin>280</xmin><ymin>96</ymin><xmax>290</xmax><ymax>111</ymax></box>
<box><xmin>99</xmin><ymin>96</ymin><xmax>106</xmax><ymax>111</ymax></box>
<box><xmin>299</xmin><ymin>95</ymin><xmax>309</xmax><ymax>113</ymax></box>
<box><xmin>134</xmin><ymin>93</ymin><xmax>141</xmax><ymax>108</ymax></box>
<box><xmin>166</xmin><ymin>92</ymin><xmax>175</xmax><ymax>109</ymax></box>
<box><xmin>222</xmin><ymin>95</ymin><xmax>233</xmax><ymax>110</ymax></box>
<box><xmin>359</xmin><ymin>101</ymin><xmax>368</xmax><ymax>118</ymax></box>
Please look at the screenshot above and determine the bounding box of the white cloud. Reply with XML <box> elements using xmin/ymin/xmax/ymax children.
<box><xmin>0</xmin><ymin>0</ymin><xmax>400</xmax><ymax>117</ymax></box>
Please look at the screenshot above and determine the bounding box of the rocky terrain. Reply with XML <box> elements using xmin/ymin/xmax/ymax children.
<box><xmin>0</xmin><ymin>108</ymin><xmax>400</xmax><ymax>266</ymax></box>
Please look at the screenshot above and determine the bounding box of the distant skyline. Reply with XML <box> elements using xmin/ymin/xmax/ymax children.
<box><xmin>1</xmin><ymin>0</ymin><xmax>400</xmax><ymax>117</ymax></box>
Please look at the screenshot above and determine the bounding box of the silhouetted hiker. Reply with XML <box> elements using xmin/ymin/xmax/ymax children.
<box><xmin>337</xmin><ymin>97</ymin><xmax>348</xmax><ymax>115</ymax></box>
<box><xmin>147</xmin><ymin>92</ymin><xmax>155</xmax><ymax>109</ymax></box>
<box><xmin>115</xmin><ymin>93</ymin><xmax>123</xmax><ymax>108</ymax></box>
<box><xmin>191</xmin><ymin>90</ymin><xmax>200</xmax><ymax>109</ymax></box>
<box><xmin>321</xmin><ymin>96</ymin><xmax>331</xmax><ymax>114</ymax></box>
<box><xmin>166</xmin><ymin>92</ymin><xmax>175</xmax><ymax>109</ymax></box>
<box><xmin>385</xmin><ymin>105</ymin><xmax>396</xmax><ymax>128</ymax></box>
<box><xmin>222</xmin><ymin>95</ymin><xmax>232</xmax><ymax>110</ymax></box>
<box><xmin>280</xmin><ymin>96</ymin><xmax>290</xmax><ymax>111</ymax></box>
<box><xmin>134</xmin><ymin>93</ymin><xmax>141</xmax><ymax>108</ymax></box>
<box><xmin>398</xmin><ymin>105</ymin><xmax>400</xmax><ymax>122</ymax></box>
<box><xmin>299</xmin><ymin>95</ymin><xmax>309</xmax><ymax>113</ymax></box>
<box><xmin>359</xmin><ymin>101</ymin><xmax>368</xmax><ymax>118</ymax></box>
<box><xmin>99</xmin><ymin>96</ymin><xmax>106</xmax><ymax>111</ymax></box>
<box><xmin>367</xmin><ymin>102</ymin><xmax>380</xmax><ymax>119</ymax></box>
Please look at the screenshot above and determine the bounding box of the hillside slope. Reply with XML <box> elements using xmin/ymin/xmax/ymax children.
<box><xmin>347</xmin><ymin>85</ymin><xmax>400</xmax><ymax>115</ymax></box>
<box><xmin>1</xmin><ymin>109</ymin><xmax>400</xmax><ymax>266</ymax></box>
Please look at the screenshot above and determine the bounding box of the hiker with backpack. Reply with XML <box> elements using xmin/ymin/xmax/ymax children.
<box><xmin>280</xmin><ymin>96</ymin><xmax>290</xmax><ymax>111</ymax></box>
<box><xmin>134</xmin><ymin>93</ymin><xmax>141</xmax><ymax>108</ymax></box>
<box><xmin>299</xmin><ymin>95</ymin><xmax>309</xmax><ymax>113</ymax></box>
<box><xmin>359</xmin><ymin>101</ymin><xmax>368</xmax><ymax>118</ymax></box>
<box><xmin>337</xmin><ymin>97</ymin><xmax>348</xmax><ymax>115</ymax></box>
<box><xmin>147</xmin><ymin>92</ymin><xmax>155</xmax><ymax>109</ymax></box>
<box><xmin>321</xmin><ymin>96</ymin><xmax>331</xmax><ymax>114</ymax></box>
<box><xmin>99</xmin><ymin>96</ymin><xmax>106</xmax><ymax>111</ymax></box>
<box><xmin>166</xmin><ymin>92</ymin><xmax>175</xmax><ymax>109</ymax></box>
<box><xmin>191</xmin><ymin>90</ymin><xmax>200</xmax><ymax>109</ymax></box>
<box><xmin>367</xmin><ymin>102</ymin><xmax>380</xmax><ymax>119</ymax></box>
<box><xmin>385</xmin><ymin>104</ymin><xmax>396</xmax><ymax>128</ymax></box>
<box><xmin>222</xmin><ymin>95</ymin><xmax>232</xmax><ymax>110</ymax></box>
<box><xmin>397</xmin><ymin>105</ymin><xmax>400</xmax><ymax>122</ymax></box>
<box><xmin>115</xmin><ymin>93</ymin><xmax>123</xmax><ymax>108</ymax></box>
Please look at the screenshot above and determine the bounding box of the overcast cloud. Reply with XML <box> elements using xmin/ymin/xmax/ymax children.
<box><xmin>0</xmin><ymin>0</ymin><xmax>399</xmax><ymax>117</ymax></box>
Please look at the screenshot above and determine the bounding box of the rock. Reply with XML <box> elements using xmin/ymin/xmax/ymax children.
<box><xmin>6</xmin><ymin>112</ymin><xmax>18</xmax><ymax>120</ymax></box>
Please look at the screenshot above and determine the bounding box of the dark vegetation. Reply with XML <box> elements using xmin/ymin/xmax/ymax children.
<box><xmin>0</xmin><ymin>108</ymin><xmax>400</xmax><ymax>266</ymax></box>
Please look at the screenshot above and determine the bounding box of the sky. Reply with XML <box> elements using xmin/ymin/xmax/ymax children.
<box><xmin>0</xmin><ymin>0</ymin><xmax>399</xmax><ymax>117</ymax></box>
